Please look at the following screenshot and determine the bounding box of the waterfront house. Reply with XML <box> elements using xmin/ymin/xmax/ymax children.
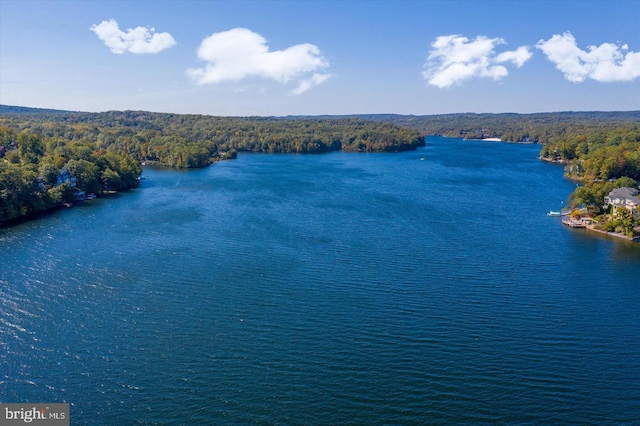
<box><xmin>604</xmin><ymin>187</ymin><xmax>640</xmax><ymax>218</ymax></box>
<box><xmin>56</xmin><ymin>168</ymin><xmax>77</xmax><ymax>187</ymax></box>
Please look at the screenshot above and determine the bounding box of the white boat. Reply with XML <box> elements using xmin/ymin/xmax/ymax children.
<box><xmin>547</xmin><ymin>211</ymin><xmax>562</xmax><ymax>216</ymax></box>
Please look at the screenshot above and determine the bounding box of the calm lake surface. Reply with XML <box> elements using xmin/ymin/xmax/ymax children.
<box><xmin>1</xmin><ymin>136</ymin><xmax>639</xmax><ymax>424</ymax></box>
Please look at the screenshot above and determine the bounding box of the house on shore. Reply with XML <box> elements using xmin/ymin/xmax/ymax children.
<box><xmin>56</xmin><ymin>168</ymin><xmax>77</xmax><ymax>187</ymax></box>
<box><xmin>604</xmin><ymin>187</ymin><xmax>640</xmax><ymax>218</ymax></box>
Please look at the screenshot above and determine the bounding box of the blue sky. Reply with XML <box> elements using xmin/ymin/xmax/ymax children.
<box><xmin>1</xmin><ymin>0</ymin><xmax>639</xmax><ymax>116</ymax></box>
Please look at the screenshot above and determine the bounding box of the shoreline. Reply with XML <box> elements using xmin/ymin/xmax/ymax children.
<box><xmin>563</xmin><ymin>219</ymin><xmax>640</xmax><ymax>242</ymax></box>
<box><xmin>539</xmin><ymin>156</ymin><xmax>569</xmax><ymax>165</ymax></box>
<box><xmin>586</xmin><ymin>225</ymin><xmax>640</xmax><ymax>242</ymax></box>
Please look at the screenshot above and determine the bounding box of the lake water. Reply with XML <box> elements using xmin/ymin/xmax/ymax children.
<box><xmin>1</xmin><ymin>136</ymin><xmax>639</xmax><ymax>424</ymax></box>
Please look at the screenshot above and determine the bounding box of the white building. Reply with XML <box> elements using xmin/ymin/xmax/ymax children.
<box><xmin>604</xmin><ymin>187</ymin><xmax>640</xmax><ymax>218</ymax></box>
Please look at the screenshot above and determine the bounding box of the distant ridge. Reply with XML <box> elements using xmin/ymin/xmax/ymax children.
<box><xmin>0</xmin><ymin>105</ymin><xmax>78</xmax><ymax>114</ymax></box>
<box><xmin>2</xmin><ymin>104</ymin><xmax>639</xmax><ymax>142</ymax></box>
<box><xmin>283</xmin><ymin>111</ymin><xmax>640</xmax><ymax>141</ymax></box>
<box><xmin>286</xmin><ymin>111</ymin><xmax>640</xmax><ymax>121</ymax></box>
<box><xmin>1</xmin><ymin>104</ymin><xmax>639</xmax><ymax>120</ymax></box>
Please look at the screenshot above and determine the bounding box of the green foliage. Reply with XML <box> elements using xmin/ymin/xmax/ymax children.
<box><xmin>537</xmin><ymin>123</ymin><xmax>640</xmax><ymax>222</ymax></box>
<box><xmin>101</xmin><ymin>168</ymin><xmax>120</xmax><ymax>190</ymax></box>
<box><xmin>568</xmin><ymin>181</ymin><xmax>615</xmax><ymax>215</ymax></box>
<box><xmin>570</xmin><ymin>186</ymin><xmax>597</xmax><ymax>207</ymax></box>
<box><xmin>6</xmin><ymin>151</ymin><xmax>20</xmax><ymax>164</ymax></box>
<box><xmin>617</xmin><ymin>208</ymin><xmax>636</xmax><ymax>238</ymax></box>
<box><xmin>347</xmin><ymin>111</ymin><xmax>640</xmax><ymax>143</ymax></box>
<box><xmin>17</xmin><ymin>131</ymin><xmax>45</xmax><ymax>164</ymax></box>
<box><xmin>98</xmin><ymin>152</ymin><xmax>141</xmax><ymax>190</ymax></box>
<box><xmin>47</xmin><ymin>181</ymin><xmax>75</xmax><ymax>204</ymax></box>
<box><xmin>0</xmin><ymin>161</ymin><xmax>49</xmax><ymax>222</ymax></box>
<box><xmin>613</xmin><ymin>176</ymin><xmax>638</xmax><ymax>189</ymax></box>
<box><xmin>0</xmin><ymin>119</ymin><xmax>142</xmax><ymax>225</ymax></box>
<box><xmin>540</xmin><ymin>125</ymin><xmax>640</xmax><ymax>181</ymax></box>
<box><xmin>0</xmin><ymin>106</ymin><xmax>425</xmax><ymax>226</ymax></box>
<box><xmin>2</xmin><ymin>105</ymin><xmax>638</xmax><ymax>231</ymax></box>
<box><xmin>65</xmin><ymin>159</ymin><xmax>101</xmax><ymax>194</ymax></box>
<box><xmin>39</xmin><ymin>162</ymin><xmax>58</xmax><ymax>186</ymax></box>
<box><xmin>513</xmin><ymin>117</ymin><xmax>640</xmax><ymax>236</ymax></box>
<box><xmin>0</xmin><ymin>125</ymin><xmax>16</xmax><ymax>147</ymax></box>
<box><xmin>1</xmin><ymin>109</ymin><xmax>425</xmax><ymax>169</ymax></box>
<box><xmin>602</xmin><ymin>208</ymin><xmax>638</xmax><ymax>238</ymax></box>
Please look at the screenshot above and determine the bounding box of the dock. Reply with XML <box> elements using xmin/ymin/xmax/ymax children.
<box><xmin>562</xmin><ymin>219</ymin><xmax>586</xmax><ymax>228</ymax></box>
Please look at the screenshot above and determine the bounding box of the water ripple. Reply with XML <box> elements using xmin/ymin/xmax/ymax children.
<box><xmin>1</xmin><ymin>141</ymin><xmax>639</xmax><ymax>424</ymax></box>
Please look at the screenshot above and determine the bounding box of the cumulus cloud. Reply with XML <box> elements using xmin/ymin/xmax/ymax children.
<box><xmin>187</xmin><ymin>28</ymin><xmax>332</xmax><ymax>94</ymax></box>
<box><xmin>536</xmin><ymin>32</ymin><xmax>640</xmax><ymax>83</ymax></box>
<box><xmin>90</xmin><ymin>19</ymin><xmax>176</xmax><ymax>54</ymax></box>
<box><xmin>422</xmin><ymin>35</ymin><xmax>532</xmax><ymax>89</ymax></box>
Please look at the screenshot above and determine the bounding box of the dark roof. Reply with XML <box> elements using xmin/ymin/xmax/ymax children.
<box><xmin>607</xmin><ymin>187</ymin><xmax>640</xmax><ymax>203</ymax></box>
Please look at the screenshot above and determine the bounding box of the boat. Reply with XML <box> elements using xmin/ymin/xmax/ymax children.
<box><xmin>547</xmin><ymin>211</ymin><xmax>562</xmax><ymax>216</ymax></box>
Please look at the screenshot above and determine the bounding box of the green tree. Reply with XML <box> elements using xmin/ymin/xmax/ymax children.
<box><xmin>6</xmin><ymin>150</ymin><xmax>21</xmax><ymax>164</ymax></box>
<box><xmin>17</xmin><ymin>131</ymin><xmax>45</xmax><ymax>164</ymax></box>
<box><xmin>571</xmin><ymin>186</ymin><xmax>596</xmax><ymax>207</ymax></box>
<box><xmin>616</xmin><ymin>208</ymin><xmax>636</xmax><ymax>238</ymax></box>
<box><xmin>0</xmin><ymin>125</ymin><xmax>16</xmax><ymax>147</ymax></box>
<box><xmin>39</xmin><ymin>163</ymin><xmax>59</xmax><ymax>187</ymax></box>
<box><xmin>101</xmin><ymin>167</ymin><xmax>120</xmax><ymax>190</ymax></box>
<box><xmin>613</xmin><ymin>176</ymin><xmax>638</xmax><ymax>189</ymax></box>
<box><xmin>47</xmin><ymin>181</ymin><xmax>75</xmax><ymax>204</ymax></box>
<box><xmin>65</xmin><ymin>159</ymin><xmax>101</xmax><ymax>194</ymax></box>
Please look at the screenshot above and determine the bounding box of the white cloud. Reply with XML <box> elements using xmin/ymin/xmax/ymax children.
<box><xmin>90</xmin><ymin>19</ymin><xmax>176</xmax><ymax>54</ymax></box>
<box><xmin>187</xmin><ymin>28</ymin><xmax>332</xmax><ymax>94</ymax></box>
<box><xmin>422</xmin><ymin>35</ymin><xmax>532</xmax><ymax>89</ymax></box>
<box><xmin>536</xmin><ymin>32</ymin><xmax>640</xmax><ymax>83</ymax></box>
<box><xmin>291</xmin><ymin>73</ymin><xmax>334</xmax><ymax>95</ymax></box>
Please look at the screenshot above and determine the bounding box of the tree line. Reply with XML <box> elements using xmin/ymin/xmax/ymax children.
<box><xmin>0</xmin><ymin>106</ymin><xmax>425</xmax><ymax>225</ymax></box>
<box><xmin>0</xmin><ymin>126</ymin><xmax>141</xmax><ymax>225</ymax></box>
<box><xmin>351</xmin><ymin>111</ymin><xmax>640</xmax><ymax>144</ymax></box>
<box><xmin>538</xmin><ymin>124</ymin><xmax>640</xmax><ymax>237</ymax></box>
<box><xmin>2</xmin><ymin>105</ymin><xmax>638</xmax><ymax>230</ymax></box>
<box><xmin>0</xmin><ymin>107</ymin><xmax>426</xmax><ymax>169</ymax></box>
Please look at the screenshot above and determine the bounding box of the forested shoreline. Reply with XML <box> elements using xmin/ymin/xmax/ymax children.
<box><xmin>0</xmin><ymin>106</ymin><xmax>424</xmax><ymax>226</ymax></box>
<box><xmin>346</xmin><ymin>111</ymin><xmax>640</xmax><ymax>144</ymax></box>
<box><xmin>360</xmin><ymin>111</ymin><xmax>640</xmax><ymax>236</ymax></box>
<box><xmin>1</xmin><ymin>105</ymin><xmax>639</xmax><ymax>231</ymax></box>
<box><xmin>0</xmin><ymin>126</ymin><xmax>141</xmax><ymax>226</ymax></box>
<box><xmin>538</xmin><ymin>123</ymin><xmax>640</xmax><ymax>238</ymax></box>
<box><xmin>0</xmin><ymin>106</ymin><xmax>426</xmax><ymax>167</ymax></box>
